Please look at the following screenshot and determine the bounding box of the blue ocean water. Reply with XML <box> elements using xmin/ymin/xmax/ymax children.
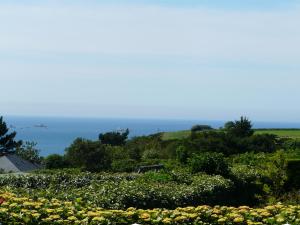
<box><xmin>5</xmin><ymin>116</ymin><xmax>300</xmax><ymax>156</ymax></box>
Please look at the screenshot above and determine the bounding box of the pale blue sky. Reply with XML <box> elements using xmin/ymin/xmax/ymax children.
<box><xmin>1</xmin><ymin>0</ymin><xmax>300</xmax><ymax>121</ymax></box>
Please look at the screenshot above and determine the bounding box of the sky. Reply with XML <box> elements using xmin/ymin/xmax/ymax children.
<box><xmin>1</xmin><ymin>0</ymin><xmax>300</xmax><ymax>122</ymax></box>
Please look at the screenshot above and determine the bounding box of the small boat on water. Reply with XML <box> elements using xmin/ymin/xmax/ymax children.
<box><xmin>34</xmin><ymin>124</ymin><xmax>48</xmax><ymax>128</ymax></box>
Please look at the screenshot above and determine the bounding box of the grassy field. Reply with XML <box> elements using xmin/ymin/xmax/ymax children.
<box><xmin>255</xmin><ymin>129</ymin><xmax>300</xmax><ymax>139</ymax></box>
<box><xmin>162</xmin><ymin>130</ymin><xmax>191</xmax><ymax>140</ymax></box>
<box><xmin>162</xmin><ymin>129</ymin><xmax>300</xmax><ymax>140</ymax></box>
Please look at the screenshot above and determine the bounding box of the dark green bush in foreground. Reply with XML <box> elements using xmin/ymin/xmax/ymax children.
<box><xmin>286</xmin><ymin>159</ymin><xmax>300</xmax><ymax>189</ymax></box>
<box><xmin>188</xmin><ymin>152</ymin><xmax>229</xmax><ymax>176</ymax></box>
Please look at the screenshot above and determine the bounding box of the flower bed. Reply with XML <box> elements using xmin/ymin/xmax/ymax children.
<box><xmin>0</xmin><ymin>192</ymin><xmax>299</xmax><ymax>225</ymax></box>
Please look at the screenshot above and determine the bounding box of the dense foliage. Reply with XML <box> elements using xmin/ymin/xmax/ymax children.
<box><xmin>99</xmin><ymin>129</ymin><xmax>129</xmax><ymax>146</ymax></box>
<box><xmin>15</xmin><ymin>142</ymin><xmax>42</xmax><ymax>164</ymax></box>
<box><xmin>65</xmin><ymin>138</ymin><xmax>112</xmax><ymax>172</ymax></box>
<box><xmin>0</xmin><ymin>116</ymin><xmax>22</xmax><ymax>155</ymax></box>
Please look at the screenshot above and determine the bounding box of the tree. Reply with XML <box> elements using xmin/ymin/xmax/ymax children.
<box><xmin>15</xmin><ymin>142</ymin><xmax>42</xmax><ymax>164</ymax></box>
<box><xmin>225</xmin><ymin>116</ymin><xmax>254</xmax><ymax>138</ymax></box>
<box><xmin>0</xmin><ymin>116</ymin><xmax>22</xmax><ymax>155</ymax></box>
<box><xmin>224</xmin><ymin>121</ymin><xmax>235</xmax><ymax>130</ymax></box>
<box><xmin>65</xmin><ymin>138</ymin><xmax>112</xmax><ymax>172</ymax></box>
<box><xmin>99</xmin><ymin>129</ymin><xmax>129</xmax><ymax>146</ymax></box>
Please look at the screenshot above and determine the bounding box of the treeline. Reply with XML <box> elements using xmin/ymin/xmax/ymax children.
<box><xmin>42</xmin><ymin>117</ymin><xmax>280</xmax><ymax>172</ymax></box>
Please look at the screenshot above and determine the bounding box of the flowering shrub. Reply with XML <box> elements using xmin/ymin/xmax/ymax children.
<box><xmin>0</xmin><ymin>191</ymin><xmax>299</xmax><ymax>225</ymax></box>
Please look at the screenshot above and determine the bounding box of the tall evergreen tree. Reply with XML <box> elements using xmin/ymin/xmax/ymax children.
<box><xmin>0</xmin><ymin>116</ymin><xmax>22</xmax><ymax>155</ymax></box>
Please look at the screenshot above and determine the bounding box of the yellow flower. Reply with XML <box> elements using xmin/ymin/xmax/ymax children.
<box><xmin>87</xmin><ymin>211</ymin><xmax>100</xmax><ymax>217</ymax></box>
<box><xmin>92</xmin><ymin>216</ymin><xmax>106</xmax><ymax>222</ymax></box>
<box><xmin>67</xmin><ymin>216</ymin><xmax>77</xmax><ymax>221</ymax></box>
<box><xmin>139</xmin><ymin>212</ymin><xmax>150</xmax><ymax>220</ymax></box>
<box><xmin>45</xmin><ymin>208</ymin><xmax>55</xmax><ymax>213</ymax></box>
<box><xmin>64</xmin><ymin>201</ymin><xmax>73</xmax><ymax>206</ymax></box>
<box><xmin>162</xmin><ymin>218</ymin><xmax>172</xmax><ymax>224</ymax></box>
<box><xmin>276</xmin><ymin>217</ymin><xmax>285</xmax><ymax>223</ymax></box>
<box><xmin>42</xmin><ymin>217</ymin><xmax>53</xmax><ymax>222</ymax></box>
<box><xmin>260</xmin><ymin>211</ymin><xmax>271</xmax><ymax>217</ymax></box>
<box><xmin>32</xmin><ymin>213</ymin><xmax>41</xmax><ymax>218</ymax></box>
<box><xmin>217</xmin><ymin>218</ymin><xmax>227</xmax><ymax>223</ymax></box>
<box><xmin>233</xmin><ymin>217</ymin><xmax>244</xmax><ymax>223</ymax></box>
<box><xmin>9</xmin><ymin>203</ymin><xmax>17</xmax><ymax>208</ymax></box>
<box><xmin>174</xmin><ymin>216</ymin><xmax>187</xmax><ymax>222</ymax></box>
<box><xmin>0</xmin><ymin>208</ymin><xmax>8</xmax><ymax>213</ymax></box>
<box><xmin>11</xmin><ymin>213</ymin><xmax>20</xmax><ymax>218</ymax></box>
<box><xmin>49</xmin><ymin>214</ymin><xmax>61</xmax><ymax>220</ymax></box>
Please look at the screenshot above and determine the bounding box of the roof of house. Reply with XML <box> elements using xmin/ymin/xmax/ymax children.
<box><xmin>0</xmin><ymin>154</ymin><xmax>41</xmax><ymax>173</ymax></box>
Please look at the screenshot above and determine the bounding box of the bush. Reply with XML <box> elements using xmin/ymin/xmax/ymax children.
<box><xmin>142</xmin><ymin>148</ymin><xmax>160</xmax><ymax>160</ymax></box>
<box><xmin>188</xmin><ymin>152</ymin><xmax>230</xmax><ymax>176</ymax></box>
<box><xmin>285</xmin><ymin>159</ymin><xmax>300</xmax><ymax>189</ymax></box>
<box><xmin>229</xmin><ymin>165</ymin><xmax>264</xmax><ymax>205</ymax></box>
<box><xmin>15</xmin><ymin>142</ymin><xmax>42</xmax><ymax>164</ymax></box>
<box><xmin>176</xmin><ymin>145</ymin><xmax>189</xmax><ymax>164</ymax></box>
<box><xmin>137</xmin><ymin>171</ymin><xmax>173</xmax><ymax>183</ymax></box>
<box><xmin>44</xmin><ymin>154</ymin><xmax>68</xmax><ymax>169</ymax></box>
<box><xmin>65</xmin><ymin>138</ymin><xmax>112</xmax><ymax>172</ymax></box>
<box><xmin>111</xmin><ymin>159</ymin><xmax>137</xmax><ymax>172</ymax></box>
<box><xmin>281</xmin><ymin>138</ymin><xmax>300</xmax><ymax>150</ymax></box>
<box><xmin>249</xmin><ymin>134</ymin><xmax>277</xmax><ymax>153</ymax></box>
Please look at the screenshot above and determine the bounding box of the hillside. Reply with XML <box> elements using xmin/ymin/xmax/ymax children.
<box><xmin>162</xmin><ymin>129</ymin><xmax>300</xmax><ymax>140</ymax></box>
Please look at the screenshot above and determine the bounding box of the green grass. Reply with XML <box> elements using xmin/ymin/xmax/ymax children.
<box><xmin>162</xmin><ymin>129</ymin><xmax>300</xmax><ymax>140</ymax></box>
<box><xmin>255</xmin><ymin>129</ymin><xmax>300</xmax><ymax>139</ymax></box>
<box><xmin>162</xmin><ymin>130</ymin><xmax>191</xmax><ymax>140</ymax></box>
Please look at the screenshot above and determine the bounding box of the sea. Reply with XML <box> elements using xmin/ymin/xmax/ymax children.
<box><xmin>4</xmin><ymin>116</ymin><xmax>300</xmax><ymax>156</ymax></box>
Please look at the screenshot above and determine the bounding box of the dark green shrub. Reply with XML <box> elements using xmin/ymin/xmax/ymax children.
<box><xmin>229</xmin><ymin>165</ymin><xmax>264</xmax><ymax>206</ymax></box>
<box><xmin>44</xmin><ymin>154</ymin><xmax>68</xmax><ymax>169</ymax></box>
<box><xmin>249</xmin><ymin>134</ymin><xmax>277</xmax><ymax>153</ymax></box>
<box><xmin>176</xmin><ymin>145</ymin><xmax>189</xmax><ymax>164</ymax></box>
<box><xmin>142</xmin><ymin>148</ymin><xmax>160</xmax><ymax>160</ymax></box>
<box><xmin>188</xmin><ymin>152</ymin><xmax>229</xmax><ymax>176</ymax></box>
<box><xmin>281</xmin><ymin>138</ymin><xmax>300</xmax><ymax>150</ymax></box>
<box><xmin>127</xmin><ymin>147</ymin><xmax>142</xmax><ymax>161</ymax></box>
<box><xmin>285</xmin><ymin>159</ymin><xmax>300</xmax><ymax>189</ymax></box>
<box><xmin>65</xmin><ymin>138</ymin><xmax>112</xmax><ymax>172</ymax></box>
<box><xmin>138</xmin><ymin>171</ymin><xmax>173</xmax><ymax>183</ymax></box>
<box><xmin>169</xmin><ymin>169</ymin><xmax>193</xmax><ymax>184</ymax></box>
<box><xmin>111</xmin><ymin>159</ymin><xmax>137</xmax><ymax>172</ymax></box>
